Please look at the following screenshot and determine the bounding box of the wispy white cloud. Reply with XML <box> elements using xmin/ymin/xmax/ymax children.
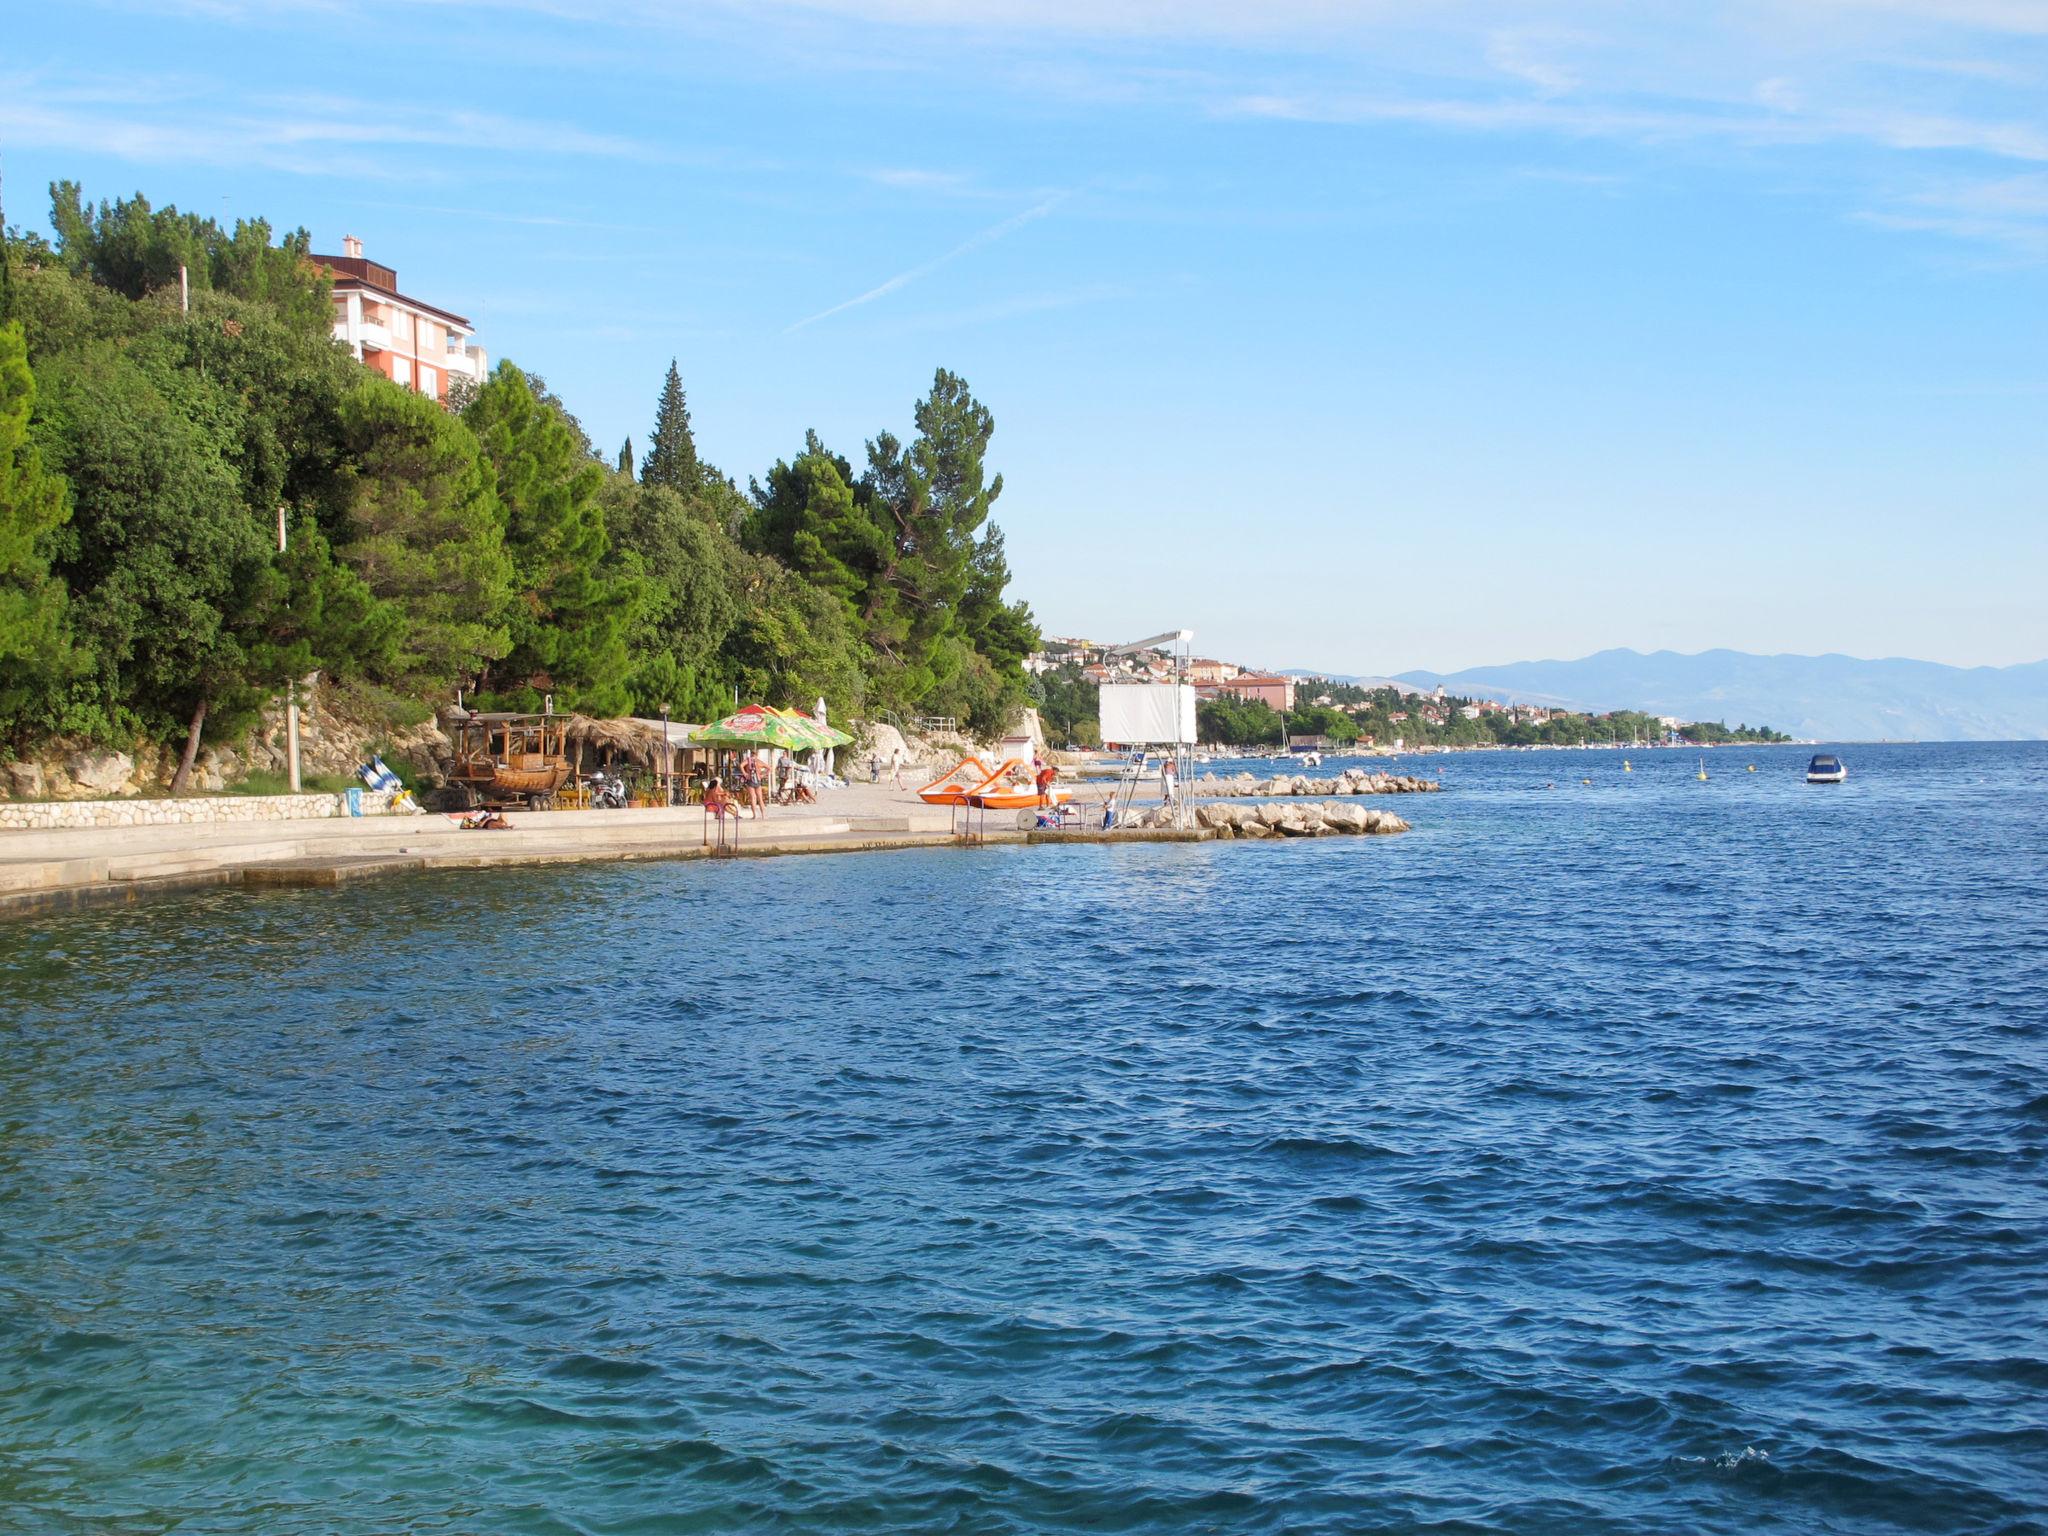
<box><xmin>1807</xmin><ymin>0</ymin><xmax>2048</xmax><ymax>36</ymax></box>
<box><xmin>1859</xmin><ymin>169</ymin><xmax>2048</xmax><ymax>256</ymax></box>
<box><xmin>1222</xmin><ymin>89</ymin><xmax>2048</xmax><ymax>165</ymax></box>
<box><xmin>784</xmin><ymin>192</ymin><xmax>1069</xmax><ymax>332</ymax></box>
<box><xmin>0</xmin><ymin>72</ymin><xmax>664</xmax><ymax>178</ymax></box>
<box><xmin>864</xmin><ymin>167</ymin><xmax>976</xmax><ymax>191</ymax></box>
<box><xmin>358</xmin><ymin>198</ymin><xmax>663</xmax><ymax>234</ymax></box>
<box><xmin>1484</xmin><ymin>30</ymin><xmax>1582</xmax><ymax>97</ymax></box>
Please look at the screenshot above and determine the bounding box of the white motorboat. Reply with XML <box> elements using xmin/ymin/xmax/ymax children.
<box><xmin>1806</xmin><ymin>753</ymin><xmax>1847</xmax><ymax>784</ymax></box>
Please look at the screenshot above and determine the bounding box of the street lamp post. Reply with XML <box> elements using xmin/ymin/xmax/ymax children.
<box><xmin>661</xmin><ymin>703</ymin><xmax>673</xmax><ymax>805</ymax></box>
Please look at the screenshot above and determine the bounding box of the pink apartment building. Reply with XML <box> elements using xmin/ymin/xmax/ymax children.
<box><xmin>314</xmin><ymin>236</ymin><xmax>487</xmax><ymax>403</ymax></box>
<box><xmin>1197</xmin><ymin>674</ymin><xmax>1297</xmax><ymax>712</ymax></box>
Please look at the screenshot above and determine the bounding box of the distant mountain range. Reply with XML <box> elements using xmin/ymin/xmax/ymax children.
<box><xmin>1288</xmin><ymin>649</ymin><xmax>2048</xmax><ymax>741</ymax></box>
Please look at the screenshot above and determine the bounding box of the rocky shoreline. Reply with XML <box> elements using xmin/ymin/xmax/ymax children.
<box><xmin>1189</xmin><ymin>768</ymin><xmax>1441</xmax><ymax>798</ymax></box>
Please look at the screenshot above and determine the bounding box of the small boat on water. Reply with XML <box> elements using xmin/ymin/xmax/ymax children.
<box><xmin>1806</xmin><ymin>753</ymin><xmax>1847</xmax><ymax>784</ymax></box>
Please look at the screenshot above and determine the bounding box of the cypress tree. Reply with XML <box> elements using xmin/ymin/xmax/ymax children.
<box><xmin>617</xmin><ymin>436</ymin><xmax>634</xmax><ymax>476</ymax></box>
<box><xmin>641</xmin><ymin>359</ymin><xmax>700</xmax><ymax>493</ymax></box>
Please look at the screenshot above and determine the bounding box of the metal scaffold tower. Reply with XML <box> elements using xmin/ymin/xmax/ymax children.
<box><xmin>1101</xmin><ymin>628</ymin><xmax>1197</xmax><ymax>831</ymax></box>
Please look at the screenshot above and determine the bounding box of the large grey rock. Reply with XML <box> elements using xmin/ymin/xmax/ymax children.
<box><xmin>67</xmin><ymin>749</ymin><xmax>134</xmax><ymax>796</ymax></box>
<box><xmin>5</xmin><ymin>761</ymin><xmax>43</xmax><ymax>799</ymax></box>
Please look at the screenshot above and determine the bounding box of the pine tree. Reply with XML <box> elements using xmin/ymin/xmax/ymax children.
<box><xmin>641</xmin><ymin>359</ymin><xmax>700</xmax><ymax>493</ymax></box>
<box><xmin>745</xmin><ymin>430</ymin><xmax>889</xmax><ymax>626</ymax></box>
<box><xmin>465</xmin><ymin>362</ymin><xmax>636</xmax><ymax>714</ymax></box>
<box><xmin>334</xmin><ymin>377</ymin><xmax>513</xmax><ymax>688</ymax></box>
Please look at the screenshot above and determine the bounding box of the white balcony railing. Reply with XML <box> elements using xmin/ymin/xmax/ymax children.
<box><xmin>442</xmin><ymin>341</ymin><xmax>487</xmax><ymax>380</ymax></box>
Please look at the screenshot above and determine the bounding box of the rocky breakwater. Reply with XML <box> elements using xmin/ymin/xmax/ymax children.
<box><xmin>1203</xmin><ymin>800</ymin><xmax>1410</xmax><ymax>838</ymax></box>
<box><xmin>1113</xmin><ymin>801</ymin><xmax>1410</xmax><ymax>837</ymax></box>
<box><xmin>1191</xmin><ymin>767</ymin><xmax>1439</xmax><ymax>799</ymax></box>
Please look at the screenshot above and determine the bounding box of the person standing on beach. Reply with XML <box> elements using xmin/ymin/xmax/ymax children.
<box><xmin>1034</xmin><ymin>755</ymin><xmax>1057</xmax><ymax>806</ymax></box>
<box><xmin>892</xmin><ymin>751</ymin><xmax>906</xmax><ymax>790</ymax></box>
<box><xmin>741</xmin><ymin>752</ymin><xmax>766</xmax><ymax>817</ymax></box>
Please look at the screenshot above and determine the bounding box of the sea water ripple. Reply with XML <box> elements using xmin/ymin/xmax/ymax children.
<box><xmin>2</xmin><ymin>741</ymin><xmax>2045</xmax><ymax>1533</ymax></box>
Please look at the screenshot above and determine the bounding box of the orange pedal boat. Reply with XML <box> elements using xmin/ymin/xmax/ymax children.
<box><xmin>917</xmin><ymin>756</ymin><xmax>1070</xmax><ymax>810</ymax></box>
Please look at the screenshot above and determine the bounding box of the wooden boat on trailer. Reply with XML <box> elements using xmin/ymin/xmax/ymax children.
<box><xmin>446</xmin><ymin>711</ymin><xmax>572</xmax><ymax>809</ymax></box>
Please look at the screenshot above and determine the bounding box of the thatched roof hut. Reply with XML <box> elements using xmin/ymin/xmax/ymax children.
<box><xmin>561</xmin><ymin>715</ymin><xmax>700</xmax><ymax>771</ymax></box>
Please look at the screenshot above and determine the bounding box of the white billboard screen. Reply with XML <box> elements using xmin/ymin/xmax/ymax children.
<box><xmin>1099</xmin><ymin>683</ymin><xmax>1196</xmax><ymax>745</ymax></box>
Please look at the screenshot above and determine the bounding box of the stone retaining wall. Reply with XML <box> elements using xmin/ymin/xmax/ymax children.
<box><xmin>0</xmin><ymin>789</ymin><xmax>403</xmax><ymax>833</ymax></box>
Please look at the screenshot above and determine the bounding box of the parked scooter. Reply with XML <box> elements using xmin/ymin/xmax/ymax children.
<box><xmin>586</xmin><ymin>769</ymin><xmax>630</xmax><ymax>810</ymax></box>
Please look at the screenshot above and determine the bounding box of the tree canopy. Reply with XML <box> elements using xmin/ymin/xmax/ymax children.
<box><xmin>0</xmin><ymin>177</ymin><xmax>1044</xmax><ymax>776</ymax></box>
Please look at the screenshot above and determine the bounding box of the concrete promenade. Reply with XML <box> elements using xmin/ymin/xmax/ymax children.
<box><xmin>0</xmin><ymin>780</ymin><xmax>1138</xmax><ymax>916</ymax></box>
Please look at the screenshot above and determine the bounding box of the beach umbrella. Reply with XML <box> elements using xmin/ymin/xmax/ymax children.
<box><xmin>691</xmin><ymin>704</ymin><xmax>838</xmax><ymax>751</ymax></box>
<box><xmin>789</xmin><ymin>707</ymin><xmax>854</xmax><ymax>749</ymax></box>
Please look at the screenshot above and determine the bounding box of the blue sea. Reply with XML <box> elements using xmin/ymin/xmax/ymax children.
<box><xmin>3</xmin><ymin>741</ymin><xmax>2045</xmax><ymax>1534</ymax></box>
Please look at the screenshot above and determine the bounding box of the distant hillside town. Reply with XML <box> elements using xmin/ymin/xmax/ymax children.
<box><xmin>1026</xmin><ymin>638</ymin><xmax>1790</xmax><ymax>750</ymax></box>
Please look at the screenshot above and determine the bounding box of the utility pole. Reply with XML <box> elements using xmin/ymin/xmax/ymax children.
<box><xmin>180</xmin><ymin>264</ymin><xmax>189</xmax><ymax>314</ymax></box>
<box><xmin>279</xmin><ymin>507</ymin><xmax>301</xmax><ymax>793</ymax></box>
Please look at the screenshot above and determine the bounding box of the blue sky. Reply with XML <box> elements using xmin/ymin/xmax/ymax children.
<box><xmin>4</xmin><ymin>0</ymin><xmax>2045</xmax><ymax>673</ymax></box>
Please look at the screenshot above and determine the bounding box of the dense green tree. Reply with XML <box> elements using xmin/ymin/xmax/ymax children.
<box><xmin>36</xmin><ymin>346</ymin><xmax>289</xmax><ymax>780</ymax></box>
<box><xmin>1198</xmin><ymin>695</ymin><xmax>1284</xmax><ymax>746</ymax></box>
<box><xmin>48</xmin><ymin>181</ymin><xmax>331</xmax><ymax>332</ymax></box>
<box><xmin>853</xmin><ymin>368</ymin><xmax>1032</xmax><ymax>728</ymax></box>
<box><xmin>722</xmin><ymin>549</ymin><xmax>866</xmax><ymax>721</ymax></box>
<box><xmin>131</xmin><ymin>292</ymin><xmax>362</xmax><ymax>522</ymax></box>
<box><xmin>1032</xmin><ymin>663</ymin><xmax>1101</xmax><ymax>748</ymax></box>
<box><xmin>1286</xmin><ymin>703</ymin><xmax>1361</xmax><ymax>744</ymax></box>
<box><xmin>464</xmin><ymin>362</ymin><xmax>637</xmax><ymax>714</ymax></box>
<box><xmin>600</xmin><ymin>474</ymin><xmax>741</xmax><ymax>722</ymax></box>
<box><xmin>641</xmin><ymin>359</ymin><xmax>701</xmax><ymax>493</ymax></box>
<box><xmin>0</xmin><ymin>323</ymin><xmax>70</xmax><ymax>730</ymax></box>
<box><xmin>331</xmin><ymin>377</ymin><xmax>513</xmax><ymax>688</ymax></box>
<box><xmin>746</xmin><ymin>433</ymin><xmax>888</xmax><ymax>624</ymax></box>
<box><xmin>2</xmin><ymin>176</ymin><xmax>1068</xmax><ymax>778</ymax></box>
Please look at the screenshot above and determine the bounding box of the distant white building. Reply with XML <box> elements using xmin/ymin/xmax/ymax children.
<box><xmin>314</xmin><ymin>235</ymin><xmax>487</xmax><ymax>403</ymax></box>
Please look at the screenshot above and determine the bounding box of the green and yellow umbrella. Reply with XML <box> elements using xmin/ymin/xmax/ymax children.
<box><xmin>691</xmin><ymin>705</ymin><xmax>851</xmax><ymax>752</ymax></box>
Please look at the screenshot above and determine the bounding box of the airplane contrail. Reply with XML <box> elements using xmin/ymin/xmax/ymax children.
<box><xmin>784</xmin><ymin>192</ymin><xmax>1069</xmax><ymax>333</ymax></box>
